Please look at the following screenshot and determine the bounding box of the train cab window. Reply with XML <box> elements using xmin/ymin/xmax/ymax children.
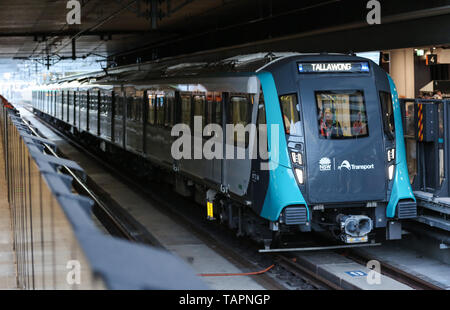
<box><xmin>379</xmin><ymin>91</ymin><xmax>395</xmax><ymax>139</ymax></box>
<box><xmin>181</xmin><ymin>94</ymin><xmax>192</xmax><ymax>127</ymax></box>
<box><xmin>316</xmin><ymin>90</ymin><xmax>369</xmax><ymax>139</ymax></box>
<box><xmin>280</xmin><ymin>94</ymin><xmax>300</xmax><ymax>136</ymax></box>
<box><xmin>148</xmin><ymin>93</ymin><xmax>156</xmax><ymax>125</ymax></box>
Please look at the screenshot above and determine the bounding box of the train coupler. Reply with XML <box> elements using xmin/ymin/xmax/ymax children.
<box><xmin>337</xmin><ymin>214</ymin><xmax>373</xmax><ymax>244</ymax></box>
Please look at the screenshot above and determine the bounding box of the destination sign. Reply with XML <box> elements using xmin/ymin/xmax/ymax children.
<box><xmin>297</xmin><ymin>62</ymin><xmax>370</xmax><ymax>73</ymax></box>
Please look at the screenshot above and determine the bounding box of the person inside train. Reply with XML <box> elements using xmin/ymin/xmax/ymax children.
<box><xmin>319</xmin><ymin>107</ymin><xmax>343</xmax><ymax>138</ymax></box>
<box><xmin>351</xmin><ymin>112</ymin><xmax>367</xmax><ymax>136</ymax></box>
<box><xmin>283</xmin><ymin>114</ymin><xmax>302</xmax><ymax>136</ymax></box>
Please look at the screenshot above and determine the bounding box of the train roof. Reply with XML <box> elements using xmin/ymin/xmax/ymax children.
<box><xmin>47</xmin><ymin>52</ymin><xmax>373</xmax><ymax>87</ymax></box>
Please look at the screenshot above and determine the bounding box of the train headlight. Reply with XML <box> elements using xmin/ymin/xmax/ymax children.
<box><xmin>295</xmin><ymin>168</ymin><xmax>304</xmax><ymax>185</ymax></box>
<box><xmin>388</xmin><ymin>164</ymin><xmax>395</xmax><ymax>180</ymax></box>
<box><xmin>291</xmin><ymin>152</ymin><xmax>303</xmax><ymax>165</ymax></box>
<box><xmin>387</xmin><ymin>148</ymin><xmax>395</xmax><ymax>162</ymax></box>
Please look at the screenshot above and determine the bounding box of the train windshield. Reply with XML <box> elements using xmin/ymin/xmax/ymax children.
<box><xmin>316</xmin><ymin>90</ymin><xmax>369</xmax><ymax>139</ymax></box>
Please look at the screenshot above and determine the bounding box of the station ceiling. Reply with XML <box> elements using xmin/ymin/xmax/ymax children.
<box><xmin>1</xmin><ymin>0</ymin><xmax>450</xmax><ymax>72</ymax></box>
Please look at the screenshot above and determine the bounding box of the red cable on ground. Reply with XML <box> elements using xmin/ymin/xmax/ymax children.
<box><xmin>197</xmin><ymin>264</ymin><xmax>275</xmax><ymax>277</ymax></box>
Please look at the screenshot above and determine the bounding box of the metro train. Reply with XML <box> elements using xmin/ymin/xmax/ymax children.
<box><xmin>31</xmin><ymin>52</ymin><xmax>417</xmax><ymax>247</ymax></box>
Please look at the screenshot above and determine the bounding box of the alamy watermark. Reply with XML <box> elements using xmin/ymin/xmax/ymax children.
<box><xmin>66</xmin><ymin>260</ymin><xmax>81</xmax><ymax>285</ymax></box>
<box><xmin>366</xmin><ymin>0</ymin><xmax>381</xmax><ymax>25</ymax></box>
<box><xmin>366</xmin><ymin>259</ymin><xmax>382</xmax><ymax>285</ymax></box>
<box><xmin>170</xmin><ymin>117</ymin><xmax>280</xmax><ymax>170</ymax></box>
<box><xmin>67</xmin><ymin>0</ymin><xmax>81</xmax><ymax>25</ymax></box>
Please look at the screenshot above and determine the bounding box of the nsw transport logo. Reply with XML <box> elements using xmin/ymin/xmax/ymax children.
<box><xmin>319</xmin><ymin>157</ymin><xmax>332</xmax><ymax>171</ymax></box>
<box><xmin>338</xmin><ymin>160</ymin><xmax>351</xmax><ymax>170</ymax></box>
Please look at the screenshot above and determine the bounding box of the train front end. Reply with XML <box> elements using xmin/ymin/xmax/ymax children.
<box><xmin>258</xmin><ymin>54</ymin><xmax>416</xmax><ymax>243</ymax></box>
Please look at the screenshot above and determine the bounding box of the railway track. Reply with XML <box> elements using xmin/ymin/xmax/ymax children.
<box><xmin>341</xmin><ymin>250</ymin><xmax>444</xmax><ymax>290</ymax></box>
<box><xmin>21</xmin><ymin>118</ymin><xmax>158</xmax><ymax>245</ymax></box>
<box><xmin>24</xmin><ymin>106</ymin><xmax>444</xmax><ymax>290</ymax></box>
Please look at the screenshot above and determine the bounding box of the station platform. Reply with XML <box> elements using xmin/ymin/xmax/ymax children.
<box><xmin>0</xmin><ymin>103</ymin><xmax>208</xmax><ymax>290</ymax></box>
<box><xmin>0</xmin><ymin>139</ymin><xmax>17</xmax><ymax>289</ymax></box>
<box><xmin>413</xmin><ymin>190</ymin><xmax>450</xmax><ymax>232</ymax></box>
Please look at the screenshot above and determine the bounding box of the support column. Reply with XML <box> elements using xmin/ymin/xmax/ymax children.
<box><xmin>389</xmin><ymin>48</ymin><xmax>416</xmax><ymax>98</ymax></box>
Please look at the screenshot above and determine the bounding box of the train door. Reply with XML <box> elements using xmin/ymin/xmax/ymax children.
<box><xmin>79</xmin><ymin>91</ymin><xmax>88</xmax><ymax>132</ymax></box>
<box><xmin>222</xmin><ymin>93</ymin><xmax>254</xmax><ymax>197</ymax></box>
<box><xmin>206</xmin><ymin>92</ymin><xmax>223</xmax><ymax>185</ymax></box>
<box><xmin>125</xmin><ymin>88</ymin><xmax>144</xmax><ymax>153</ymax></box>
<box><xmin>145</xmin><ymin>89</ymin><xmax>175</xmax><ymax>166</ymax></box>
<box><xmin>88</xmin><ymin>90</ymin><xmax>100</xmax><ymax>136</ymax></box>
<box><xmin>68</xmin><ymin>91</ymin><xmax>74</xmax><ymax>125</ymax></box>
<box><xmin>73</xmin><ymin>91</ymin><xmax>78</xmax><ymax>128</ymax></box>
<box><xmin>60</xmin><ymin>91</ymin><xmax>64</xmax><ymax>121</ymax></box>
<box><xmin>99</xmin><ymin>90</ymin><xmax>113</xmax><ymax>140</ymax></box>
<box><xmin>113</xmin><ymin>88</ymin><xmax>125</xmax><ymax>148</ymax></box>
<box><xmin>299</xmin><ymin>78</ymin><xmax>386</xmax><ymax>203</ymax></box>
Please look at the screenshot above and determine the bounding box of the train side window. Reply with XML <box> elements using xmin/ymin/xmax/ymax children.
<box><xmin>206</xmin><ymin>92</ymin><xmax>222</xmax><ymax>125</ymax></box>
<box><xmin>80</xmin><ymin>92</ymin><xmax>87</xmax><ymax>109</ymax></box>
<box><xmin>230</xmin><ymin>96</ymin><xmax>251</xmax><ymax>148</ymax></box>
<box><xmin>90</xmin><ymin>91</ymin><xmax>98</xmax><ymax>112</ymax></box>
<box><xmin>193</xmin><ymin>95</ymin><xmax>206</xmax><ymax>128</ymax></box>
<box><xmin>100</xmin><ymin>91</ymin><xmax>112</xmax><ymax>115</ymax></box>
<box><xmin>206</xmin><ymin>93</ymin><xmax>213</xmax><ymax>125</ymax></box>
<box><xmin>114</xmin><ymin>93</ymin><xmax>124</xmax><ymax>118</ymax></box>
<box><xmin>135</xmin><ymin>92</ymin><xmax>144</xmax><ymax>121</ymax></box>
<box><xmin>148</xmin><ymin>93</ymin><xmax>156</xmax><ymax>125</ymax></box>
<box><xmin>279</xmin><ymin>94</ymin><xmax>300</xmax><ymax>136</ymax></box>
<box><xmin>165</xmin><ymin>94</ymin><xmax>175</xmax><ymax>127</ymax></box>
<box><xmin>181</xmin><ymin>94</ymin><xmax>192</xmax><ymax>127</ymax></box>
<box><xmin>257</xmin><ymin>92</ymin><xmax>268</xmax><ymax>158</ymax></box>
<box><xmin>258</xmin><ymin>94</ymin><xmax>266</xmax><ymax>125</ymax></box>
<box><xmin>126</xmin><ymin>96</ymin><xmax>133</xmax><ymax>120</ymax></box>
<box><xmin>379</xmin><ymin>91</ymin><xmax>395</xmax><ymax>139</ymax></box>
<box><xmin>214</xmin><ymin>93</ymin><xmax>223</xmax><ymax>125</ymax></box>
<box><xmin>68</xmin><ymin>91</ymin><xmax>74</xmax><ymax>106</ymax></box>
<box><xmin>156</xmin><ymin>95</ymin><xmax>165</xmax><ymax>126</ymax></box>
